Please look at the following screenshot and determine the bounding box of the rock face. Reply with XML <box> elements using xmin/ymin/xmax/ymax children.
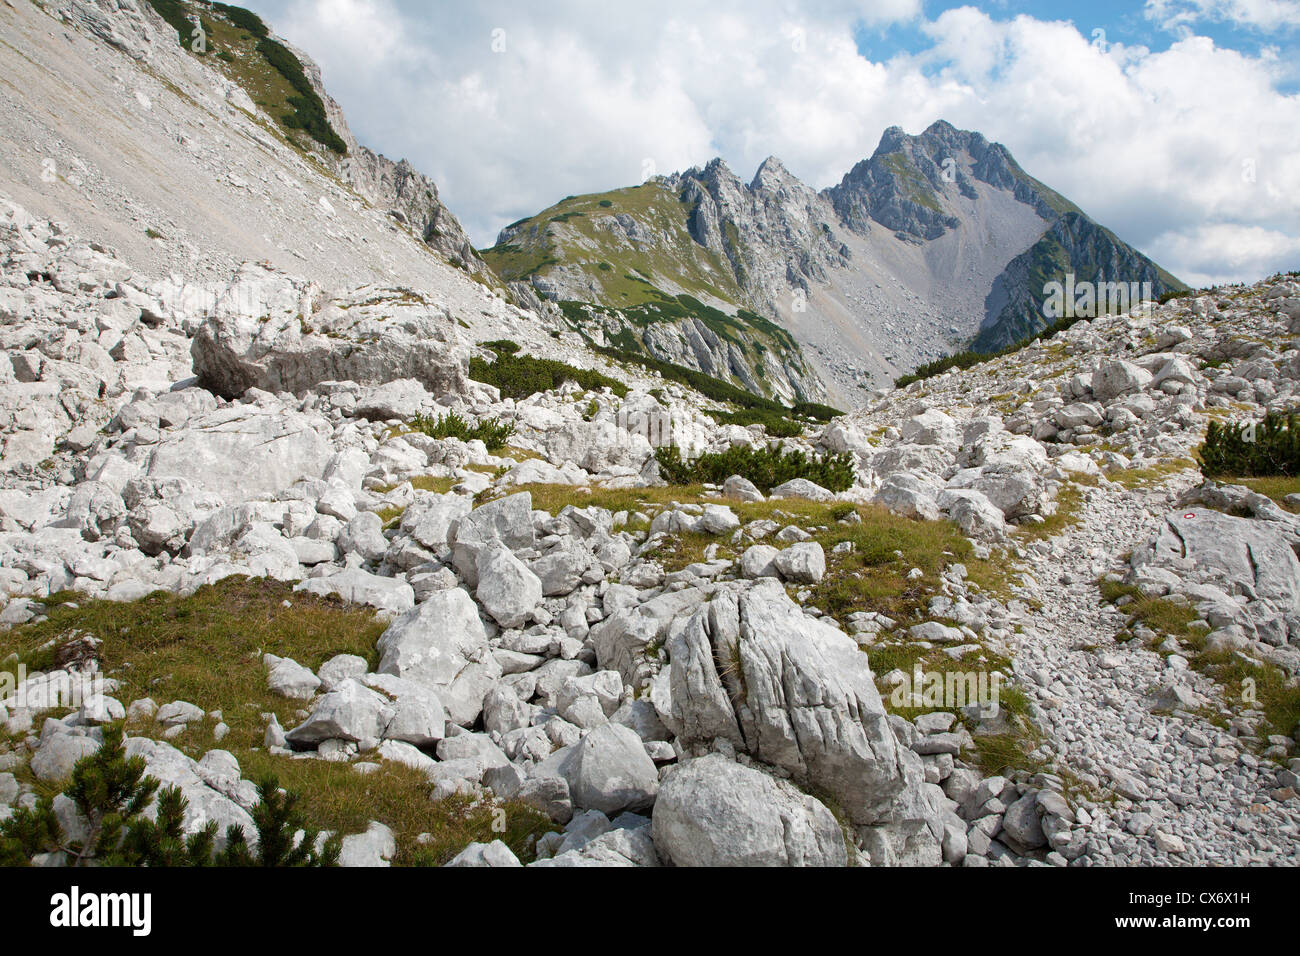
<box><xmin>1140</xmin><ymin>509</ymin><xmax>1300</xmax><ymax>605</ymax></box>
<box><xmin>654</xmin><ymin>582</ymin><xmax>930</xmax><ymax>833</ymax></box>
<box><xmin>190</xmin><ymin>268</ymin><xmax>469</xmax><ymax>400</ymax></box>
<box><xmin>652</xmin><ymin>754</ymin><xmax>848</xmax><ymax>866</ymax></box>
<box><xmin>144</xmin><ymin>404</ymin><xmax>333</xmax><ymax>501</ymax></box>
<box><xmin>338</xmin><ymin>147</ymin><xmax>487</xmax><ymax>278</ymax></box>
<box><xmin>376</xmin><ymin>589</ymin><xmax>502</xmax><ymax>727</ymax></box>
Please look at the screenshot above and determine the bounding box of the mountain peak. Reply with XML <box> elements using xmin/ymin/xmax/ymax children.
<box><xmin>750</xmin><ymin>155</ymin><xmax>799</xmax><ymax>191</ymax></box>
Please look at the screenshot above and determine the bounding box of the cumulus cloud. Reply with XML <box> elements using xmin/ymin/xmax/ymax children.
<box><xmin>1146</xmin><ymin>0</ymin><xmax>1300</xmax><ymax>33</ymax></box>
<box><xmin>251</xmin><ymin>0</ymin><xmax>1300</xmax><ymax>284</ymax></box>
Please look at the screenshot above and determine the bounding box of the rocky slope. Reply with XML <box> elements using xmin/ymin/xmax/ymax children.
<box><xmin>0</xmin><ymin>0</ymin><xmax>1296</xmax><ymax>869</ymax></box>
<box><xmin>0</xmin><ymin>0</ymin><xmax>487</xmax><ymax>289</ymax></box>
<box><xmin>487</xmin><ymin>172</ymin><xmax>826</xmax><ymax>406</ymax></box>
<box><xmin>2</xmin><ymin>178</ymin><xmax>1296</xmax><ymax>865</ymax></box>
<box><xmin>486</xmin><ymin>121</ymin><xmax>1186</xmax><ymax>406</ymax></box>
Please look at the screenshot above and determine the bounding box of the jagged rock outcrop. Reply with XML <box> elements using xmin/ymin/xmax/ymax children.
<box><xmin>651</xmin><ymin>580</ymin><xmax>942</xmax><ymax>857</ymax></box>
<box><xmin>190</xmin><ymin>266</ymin><xmax>469</xmax><ymax>399</ymax></box>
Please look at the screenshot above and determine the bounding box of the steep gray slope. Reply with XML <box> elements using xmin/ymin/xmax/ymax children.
<box><xmin>0</xmin><ymin>0</ymin><xmax>487</xmax><ymax>288</ymax></box>
<box><xmin>974</xmin><ymin>212</ymin><xmax>1188</xmax><ymax>352</ymax></box>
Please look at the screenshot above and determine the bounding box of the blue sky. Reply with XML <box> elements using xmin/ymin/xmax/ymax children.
<box><xmin>246</xmin><ymin>1</ymin><xmax>1300</xmax><ymax>285</ymax></box>
<box><xmin>857</xmin><ymin>1</ymin><xmax>1297</xmax><ymax>65</ymax></box>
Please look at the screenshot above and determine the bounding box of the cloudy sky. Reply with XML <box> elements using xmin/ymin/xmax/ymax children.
<box><xmin>242</xmin><ymin>0</ymin><xmax>1300</xmax><ymax>286</ymax></box>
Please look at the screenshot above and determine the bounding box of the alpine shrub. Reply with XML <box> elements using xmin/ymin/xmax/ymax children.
<box><xmin>471</xmin><ymin>348</ymin><xmax>629</xmax><ymax>400</ymax></box>
<box><xmin>254</xmin><ymin>38</ymin><xmax>347</xmax><ymax>153</ymax></box>
<box><xmin>0</xmin><ymin>726</ymin><xmax>338</xmax><ymax>867</ymax></box>
<box><xmin>408</xmin><ymin>411</ymin><xmax>515</xmax><ymax>450</ymax></box>
<box><xmin>212</xmin><ymin>3</ymin><xmax>269</xmax><ymax>37</ymax></box>
<box><xmin>1200</xmin><ymin>412</ymin><xmax>1300</xmax><ymax>478</ymax></box>
<box><xmin>654</xmin><ymin>443</ymin><xmax>855</xmax><ymax>493</ymax></box>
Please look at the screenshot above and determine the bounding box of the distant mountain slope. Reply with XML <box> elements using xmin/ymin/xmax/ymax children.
<box><xmin>485</xmin><ymin>120</ymin><xmax>1186</xmax><ymax>406</ymax></box>
<box><xmin>974</xmin><ymin>212</ymin><xmax>1187</xmax><ymax>353</ymax></box>
<box><xmin>483</xmin><ymin>172</ymin><xmax>828</xmax><ymax>404</ymax></box>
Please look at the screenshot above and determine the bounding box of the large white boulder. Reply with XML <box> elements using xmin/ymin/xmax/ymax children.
<box><xmin>190</xmin><ymin>265</ymin><xmax>469</xmax><ymax>400</ymax></box>
<box><xmin>376</xmin><ymin>588</ymin><xmax>502</xmax><ymax>726</ymax></box>
<box><xmin>652</xmin><ymin>754</ymin><xmax>847</xmax><ymax>867</ymax></box>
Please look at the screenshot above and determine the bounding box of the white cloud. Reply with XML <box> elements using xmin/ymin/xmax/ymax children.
<box><xmin>252</xmin><ymin>0</ymin><xmax>1300</xmax><ymax>284</ymax></box>
<box><xmin>1147</xmin><ymin>224</ymin><xmax>1300</xmax><ymax>286</ymax></box>
<box><xmin>1146</xmin><ymin>0</ymin><xmax>1300</xmax><ymax>34</ymax></box>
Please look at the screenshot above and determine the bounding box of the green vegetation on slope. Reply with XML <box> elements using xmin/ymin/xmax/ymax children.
<box><xmin>470</xmin><ymin>342</ymin><xmax>629</xmax><ymax>399</ymax></box>
<box><xmin>1200</xmin><ymin>412</ymin><xmax>1300</xmax><ymax>478</ymax></box>
<box><xmin>253</xmin><ymin>37</ymin><xmax>347</xmax><ymax>153</ymax></box>
<box><xmin>0</xmin><ymin>578</ymin><xmax>556</xmax><ymax>864</ymax></box>
<box><xmin>482</xmin><ymin>182</ymin><xmax>743</xmax><ymax>307</ymax></box>
<box><xmin>482</xmin><ymin>181</ymin><xmax>818</xmax><ymax>404</ymax></box>
<box><xmin>211</xmin><ymin>3</ymin><xmax>268</xmax><ymax>37</ymax></box>
<box><xmin>972</xmin><ymin>213</ymin><xmax>1188</xmax><ymax>354</ymax></box>
<box><xmin>147</xmin><ymin>1</ymin><xmax>347</xmax><ymax>155</ymax></box>
<box><xmin>654</xmin><ymin>443</ymin><xmax>855</xmax><ymax>493</ymax></box>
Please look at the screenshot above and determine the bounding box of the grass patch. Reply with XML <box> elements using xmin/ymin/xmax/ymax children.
<box><xmin>641</xmin><ymin>531</ymin><xmax>719</xmax><ymax>573</ymax></box>
<box><xmin>233</xmin><ymin>756</ymin><xmax>554</xmax><ymax>866</ymax></box>
<box><xmin>1180</xmin><ymin>642</ymin><xmax>1300</xmax><ymax>753</ymax></box>
<box><xmin>592</xmin><ymin>342</ymin><xmax>839</xmax><ymax>425</ymax></box>
<box><xmin>1098</xmin><ymin>580</ymin><xmax>1198</xmax><ymax>639</ymax></box>
<box><xmin>971</xmin><ymin>730</ymin><xmax>1050</xmax><ymax>778</ymax></box>
<box><xmin>1014</xmin><ymin>477</ymin><xmax>1097</xmax><ymax>541</ymax></box>
<box><xmin>1106</xmin><ymin>458</ymin><xmax>1197</xmax><ymax>489</ymax></box>
<box><xmin>808</xmin><ymin>505</ymin><xmax>979</xmax><ymax>622</ymax></box>
<box><xmin>1</xmin><ymin>578</ymin><xmax>557</xmax><ymax>863</ymax></box>
<box><xmin>1227</xmin><ymin>475</ymin><xmax>1300</xmax><ymax>512</ymax></box>
<box><xmin>375</xmin><ymin>475</ymin><xmax>458</xmax><ymax>496</ymax></box>
<box><xmin>211</xmin><ymin>3</ymin><xmax>267</xmax><ymax>37</ymax></box>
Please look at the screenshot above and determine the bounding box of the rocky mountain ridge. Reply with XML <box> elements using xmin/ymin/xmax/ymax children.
<box><xmin>488</xmin><ymin>121</ymin><xmax>1186</xmax><ymax>407</ymax></box>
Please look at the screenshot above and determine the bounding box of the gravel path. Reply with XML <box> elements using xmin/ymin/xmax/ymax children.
<box><xmin>1010</xmin><ymin>476</ymin><xmax>1300</xmax><ymax>865</ymax></box>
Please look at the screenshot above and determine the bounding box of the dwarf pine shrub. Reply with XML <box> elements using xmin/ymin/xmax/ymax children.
<box><xmin>654</xmin><ymin>443</ymin><xmax>855</xmax><ymax>493</ymax></box>
<box><xmin>1200</xmin><ymin>412</ymin><xmax>1300</xmax><ymax>478</ymax></box>
<box><xmin>212</xmin><ymin>3</ymin><xmax>269</xmax><ymax>37</ymax></box>
<box><xmin>470</xmin><ymin>344</ymin><xmax>629</xmax><ymax>399</ymax></box>
<box><xmin>0</xmin><ymin>726</ymin><xmax>338</xmax><ymax>867</ymax></box>
<box><xmin>254</xmin><ymin>38</ymin><xmax>347</xmax><ymax>153</ymax></box>
<box><xmin>408</xmin><ymin>411</ymin><xmax>515</xmax><ymax>450</ymax></box>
